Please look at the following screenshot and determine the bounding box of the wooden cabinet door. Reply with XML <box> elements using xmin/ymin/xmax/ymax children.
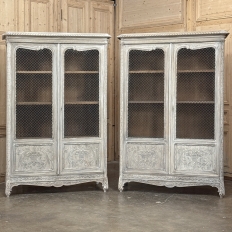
<box><xmin>60</xmin><ymin>0</ymin><xmax>89</xmax><ymax>32</ymax></box>
<box><xmin>0</xmin><ymin>0</ymin><xmax>58</xmax><ymax>32</ymax></box>
<box><xmin>9</xmin><ymin>43</ymin><xmax>57</xmax><ymax>176</ymax></box>
<box><xmin>59</xmin><ymin>44</ymin><xmax>105</xmax><ymax>174</ymax></box>
<box><xmin>18</xmin><ymin>0</ymin><xmax>58</xmax><ymax>32</ymax></box>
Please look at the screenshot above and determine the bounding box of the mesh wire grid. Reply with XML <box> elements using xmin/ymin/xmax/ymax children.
<box><xmin>65</xmin><ymin>49</ymin><xmax>99</xmax><ymax>71</ymax></box>
<box><xmin>176</xmin><ymin>47</ymin><xmax>215</xmax><ymax>139</ymax></box>
<box><xmin>16</xmin><ymin>48</ymin><xmax>53</xmax><ymax>138</ymax></box>
<box><xmin>64</xmin><ymin>49</ymin><xmax>100</xmax><ymax>137</ymax></box>
<box><xmin>128</xmin><ymin>49</ymin><xmax>165</xmax><ymax>138</ymax></box>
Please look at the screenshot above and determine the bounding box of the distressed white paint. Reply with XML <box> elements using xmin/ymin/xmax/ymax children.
<box><xmin>4</xmin><ymin>32</ymin><xmax>110</xmax><ymax>196</ymax></box>
<box><xmin>118</xmin><ymin>31</ymin><xmax>228</xmax><ymax>197</ymax></box>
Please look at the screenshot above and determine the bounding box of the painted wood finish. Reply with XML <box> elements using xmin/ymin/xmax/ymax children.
<box><xmin>3</xmin><ymin>32</ymin><xmax>110</xmax><ymax>196</ymax></box>
<box><xmin>0</xmin><ymin>0</ymin><xmax>115</xmax><ymax>183</ymax></box>
<box><xmin>115</xmin><ymin>0</ymin><xmax>232</xmax><ymax>179</ymax></box>
<box><xmin>118</xmin><ymin>31</ymin><xmax>228</xmax><ymax>197</ymax></box>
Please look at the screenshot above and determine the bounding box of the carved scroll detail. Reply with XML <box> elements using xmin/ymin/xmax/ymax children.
<box><xmin>63</xmin><ymin>144</ymin><xmax>100</xmax><ymax>170</ymax></box>
<box><xmin>15</xmin><ymin>145</ymin><xmax>54</xmax><ymax>172</ymax></box>
<box><xmin>126</xmin><ymin>143</ymin><xmax>164</xmax><ymax>170</ymax></box>
<box><xmin>175</xmin><ymin>145</ymin><xmax>215</xmax><ymax>172</ymax></box>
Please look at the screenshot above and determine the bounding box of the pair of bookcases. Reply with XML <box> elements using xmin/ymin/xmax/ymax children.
<box><xmin>3</xmin><ymin>31</ymin><xmax>228</xmax><ymax>197</ymax></box>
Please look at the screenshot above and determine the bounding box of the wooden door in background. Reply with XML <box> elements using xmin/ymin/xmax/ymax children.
<box><xmin>59</xmin><ymin>0</ymin><xmax>89</xmax><ymax>32</ymax></box>
<box><xmin>18</xmin><ymin>0</ymin><xmax>58</xmax><ymax>32</ymax></box>
<box><xmin>60</xmin><ymin>0</ymin><xmax>115</xmax><ymax>161</ymax></box>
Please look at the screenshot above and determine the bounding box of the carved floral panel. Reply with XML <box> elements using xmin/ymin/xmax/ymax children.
<box><xmin>15</xmin><ymin>145</ymin><xmax>54</xmax><ymax>172</ymax></box>
<box><xmin>63</xmin><ymin>144</ymin><xmax>100</xmax><ymax>171</ymax></box>
<box><xmin>126</xmin><ymin>143</ymin><xmax>165</xmax><ymax>171</ymax></box>
<box><xmin>174</xmin><ymin>145</ymin><xmax>216</xmax><ymax>172</ymax></box>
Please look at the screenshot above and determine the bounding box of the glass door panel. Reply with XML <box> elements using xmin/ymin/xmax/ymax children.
<box><xmin>16</xmin><ymin>48</ymin><xmax>53</xmax><ymax>138</ymax></box>
<box><xmin>64</xmin><ymin>49</ymin><xmax>99</xmax><ymax>137</ymax></box>
<box><xmin>128</xmin><ymin>49</ymin><xmax>165</xmax><ymax>138</ymax></box>
<box><xmin>176</xmin><ymin>48</ymin><xmax>215</xmax><ymax>139</ymax></box>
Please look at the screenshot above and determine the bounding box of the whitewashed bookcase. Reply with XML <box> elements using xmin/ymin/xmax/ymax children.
<box><xmin>3</xmin><ymin>32</ymin><xmax>110</xmax><ymax>196</ymax></box>
<box><xmin>118</xmin><ymin>31</ymin><xmax>228</xmax><ymax>197</ymax></box>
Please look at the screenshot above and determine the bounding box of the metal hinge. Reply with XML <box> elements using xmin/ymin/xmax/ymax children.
<box><xmin>113</xmin><ymin>3</ymin><xmax>117</xmax><ymax>7</ymax></box>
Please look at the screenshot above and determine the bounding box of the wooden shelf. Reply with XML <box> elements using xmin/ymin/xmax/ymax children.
<box><xmin>17</xmin><ymin>102</ymin><xmax>52</xmax><ymax>105</ymax></box>
<box><xmin>177</xmin><ymin>101</ymin><xmax>214</xmax><ymax>104</ymax></box>
<box><xmin>177</xmin><ymin>69</ymin><xmax>215</xmax><ymax>73</ymax></box>
<box><xmin>129</xmin><ymin>70</ymin><xmax>164</xmax><ymax>74</ymax></box>
<box><xmin>129</xmin><ymin>101</ymin><xmax>164</xmax><ymax>104</ymax></box>
<box><xmin>65</xmin><ymin>71</ymin><xmax>99</xmax><ymax>74</ymax></box>
<box><xmin>17</xmin><ymin>71</ymin><xmax>52</xmax><ymax>74</ymax></box>
<box><xmin>65</xmin><ymin>101</ymin><xmax>99</xmax><ymax>105</ymax></box>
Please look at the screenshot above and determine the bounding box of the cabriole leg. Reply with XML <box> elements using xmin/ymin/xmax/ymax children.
<box><xmin>218</xmin><ymin>181</ymin><xmax>225</xmax><ymax>198</ymax></box>
<box><xmin>118</xmin><ymin>177</ymin><xmax>124</xmax><ymax>192</ymax></box>
<box><xmin>5</xmin><ymin>182</ymin><xmax>12</xmax><ymax>197</ymax></box>
<box><xmin>102</xmin><ymin>177</ymin><xmax>108</xmax><ymax>192</ymax></box>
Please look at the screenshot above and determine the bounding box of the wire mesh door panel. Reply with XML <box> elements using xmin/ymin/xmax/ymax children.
<box><xmin>64</xmin><ymin>49</ymin><xmax>100</xmax><ymax>138</ymax></box>
<box><xmin>16</xmin><ymin>48</ymin><xmax>53</xmax><ymax>139</ymax></box>
<box><xmin>176</xmin><ymin>47</ymin><xmax>215</xmax><ymax>139</ymax></box>
<box><xmin>128</xmin><ymin>49</ymin><xmax>165</xmax><ymax>138</ymax></box>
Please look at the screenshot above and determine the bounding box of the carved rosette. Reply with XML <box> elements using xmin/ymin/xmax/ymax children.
<box><xmin>126</xmin><ymin>143</ymin><xmax>165</xmax><ymax>171</ymax></box>
<box><xmin>63</xmin><ymin>144</ymin><xmax>100</xmax><ymax>171</ymax></box>
<box><xmin>15</xmin><ymin>145</ymin><xmax>54</xmax><ymax>172</ymax></box>
<box><xmin>174</xmin><ymin>145</ymin><xmax>215</xmax><ymax>172</ymax></box>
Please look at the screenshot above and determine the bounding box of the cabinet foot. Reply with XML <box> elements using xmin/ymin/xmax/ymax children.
<box><xmin>5</xmin><ymin>182</ymin><xmax>12</xmax><ymax>197</ymax></box>
<box><xmin>118</xmin><ymin>177</ymin><xmax>124</xmax><ymax>192</ymax></box>
<box><xmin>218</xmin><ymin>181</ymin><xmax>225</xmax><ymax>198</ymax></box>
<box><xmin>102</xmin><ymin>177</ymin><xmax>108</xmax><ymax>192</ymax></box>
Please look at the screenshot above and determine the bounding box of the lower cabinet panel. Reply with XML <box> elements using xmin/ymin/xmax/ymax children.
<box><xmin>14</xmin><ymin>144</ymin><xmax>55</xmax><ymax>174</ymax></box>
<box><xmin>61</xmin><ymin>143</ymin><xmax>101</xmax><ymax>173</ymax></box>
<box><xmin>125</xmin><ymin>143</ymin><xmax>166</xmax><ymax>172</ymax></box>
<box><xmin>174</xmin><ymin>144</ymin><xmax>216</xmax><ymax>174</ymax></box>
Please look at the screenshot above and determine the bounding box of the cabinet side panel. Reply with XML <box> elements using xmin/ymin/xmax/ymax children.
<box><xmin>0</xmin><ymin>33</ymin><xmax>6</xmax><ymax>183</ymax></box>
